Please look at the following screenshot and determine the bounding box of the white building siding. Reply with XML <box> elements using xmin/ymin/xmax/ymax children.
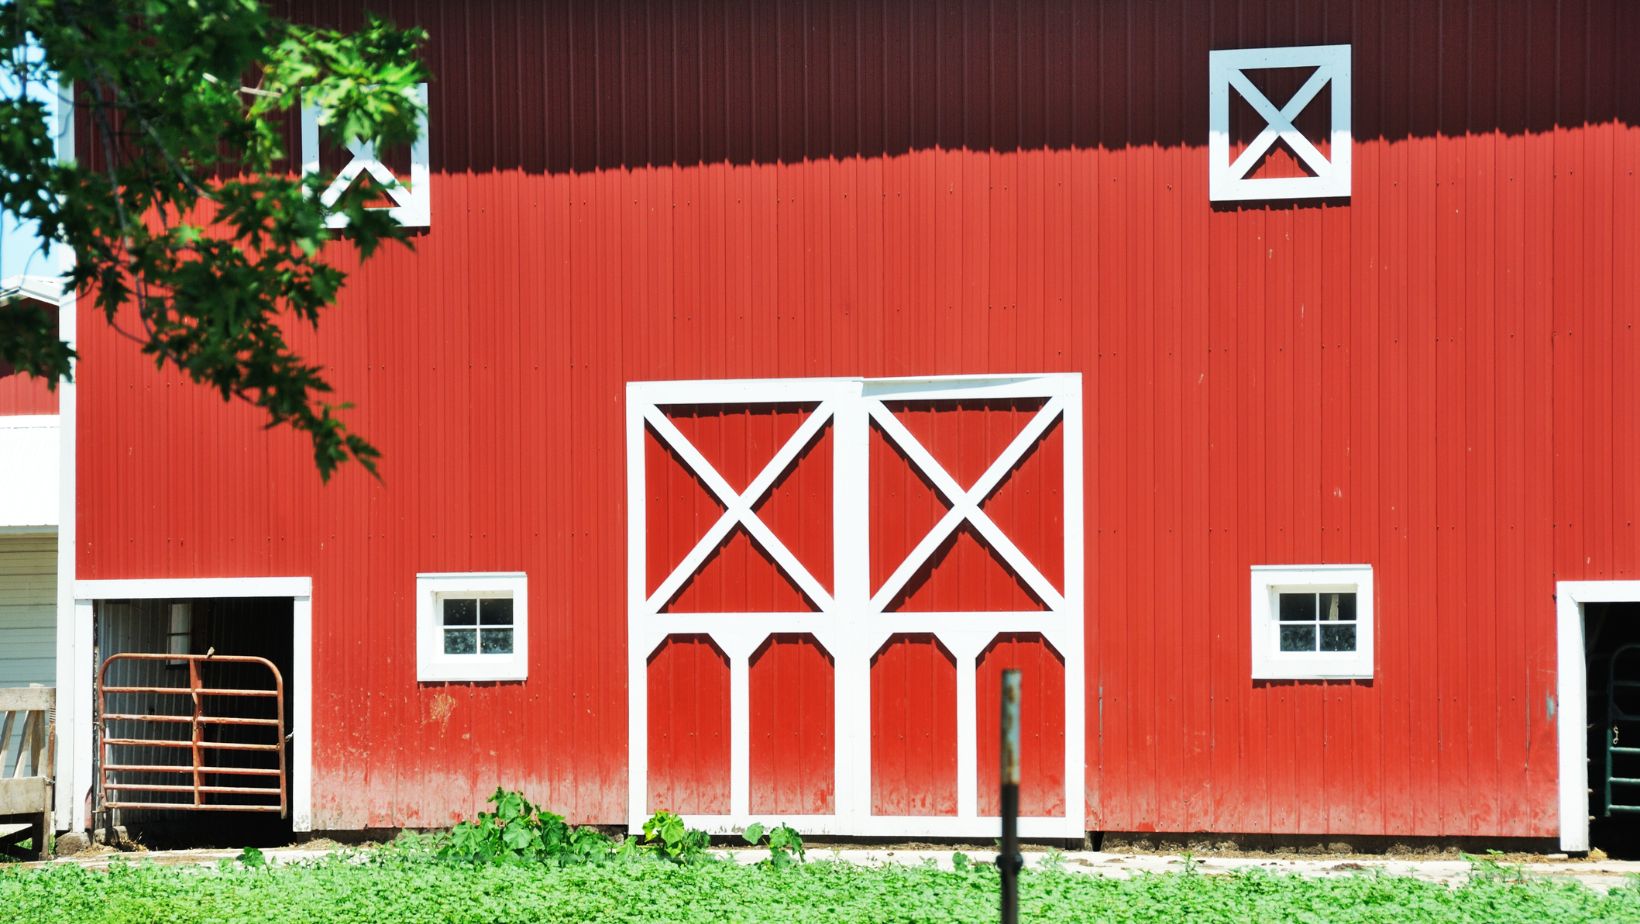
<box><xmin>0</xmin><ymin>534</ymin><xmax>56</xmax><ymax>689</ymax></box>
<box><xmin>0</xmin><ymin>415</ymin><xmax>59</xmax><ymax>530</ymax></box>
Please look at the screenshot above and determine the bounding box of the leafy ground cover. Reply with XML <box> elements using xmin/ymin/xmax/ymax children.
<box><xmin>3</xmin><ymin>846</ymin><xmax>1638</xmax><ymax>924</ymax></box>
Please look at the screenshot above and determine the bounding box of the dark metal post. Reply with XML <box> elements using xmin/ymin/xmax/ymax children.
<box><xmin>998</xmin><ymin>669</ymin><xmax>1022</xmax><ymax>924</ymax></box>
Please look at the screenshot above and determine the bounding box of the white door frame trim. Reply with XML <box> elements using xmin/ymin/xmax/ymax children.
<box><xmin>1556</xmin><ymin>580</ymin><xmax>1640</xmax><ymax>853</ymax></box>
<box><xmin>51</xmin><ymin>78</ymin><xmax>79</xmax><ymax>833</ymax></box>
<box><xmin>67</xmin><ymin>576</ymin><xmax>315</xmax><ymax>832</ymax></box>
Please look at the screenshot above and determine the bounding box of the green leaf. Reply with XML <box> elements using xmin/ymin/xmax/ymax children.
<box><xmin>0</xmin><ymin>1</ymin><xmax>428</xmax><ymax>480</ymax></box>
<box><xmin>498</xmin><ymin>791</ymin><xmax>525</xmax><ymax>822</ymax></box>
<box><xmin>501</xmin><ymin>823</ymin><xmax>532</xmax><ymax>851</ymax></box>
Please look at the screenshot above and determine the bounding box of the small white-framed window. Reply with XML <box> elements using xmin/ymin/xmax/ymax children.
<box><xmin>1250</xmin><ymin>564</ymin><xmax>1373</xmax><ymax>680</ymax></box>
<box><xmin>416</xmin><ymin>572</ymin><xmax>528</xmax><ymax>682</ymax></box>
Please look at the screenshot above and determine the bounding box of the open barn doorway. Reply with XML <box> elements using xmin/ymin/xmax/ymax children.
<box><xmin>1584</xmin><ymin>601</ymin><xmax>1640</xmax><ymax>858</ymax></box>
<box><xmin>92</xmin><ymin>596</ymin><xmax>296</xmax><ymax>848</ymax></box>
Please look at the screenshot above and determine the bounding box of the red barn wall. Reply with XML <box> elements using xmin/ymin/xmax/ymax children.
<box><xmin>0</xmin><ymin>372</ymin><xmax>55</xmax><ymax>416</ymax></box>
<box><xmin>0</xmin><ymin>298</ymin><xmax>61</xmax><ymax>415</ymax></box>
<box><xmin>76</xmin><ymin>0</ymin><xmax>1640</xmax><ymax>837</ymax></box>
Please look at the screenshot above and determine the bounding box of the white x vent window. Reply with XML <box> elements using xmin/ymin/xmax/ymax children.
<box><xmin>301</xmin><ymin>83</ymin><xmax>431</xmax><ymax>228</ymax></box>
<box><xmin>1209</xmin><ymin>44</ymin><xmax>1351</xmax><ymax>202</ymax></box>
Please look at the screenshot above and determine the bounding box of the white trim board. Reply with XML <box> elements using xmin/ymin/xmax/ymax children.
<box><xmin>1556</xmin><ymin>580</ymin><xmax>1640</xmax><ymax>853</ymax></box>
<box><xmin>75</xmin><ymin>577</ymin><xmax>312</xmax><ymax>600</ymax></box>
<box><xmin>68</xmin><ymin>577</ymin><xmax>315</xmax><ymax>833</ymax></box>
<box><xmin>668</xmin><ymin>814</ymin><xmax>1078</xmax><ymax>840</ymax></box>
<box><xmin>52</xmin><ymin>76</ymin><xmax>79</xmax><ymax>832</ymax></box>
<box><xmin>627</xmin><ymin>373</ymin><xmax>1085</xmax><ymax>840</ymax></box>
<box><xmin>0</xmin><ymin>275</ymin><xmax>67</xmax><ymax>306</ymax></box>
<box><xmin>0</xmin><ymin>414</ymin><xmax>59</xmax><ymax>428</ymax></box>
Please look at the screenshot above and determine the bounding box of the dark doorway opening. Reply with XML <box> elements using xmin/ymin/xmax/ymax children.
<box><xmin>1585</xmin><ymin>602</ymin><xmax>1640</xmax><ymax>858</ymax></box>
<box><xmin>93</xmin><ymin>597</ymin><xmax>294</xmax><ymax>848</ymax></box>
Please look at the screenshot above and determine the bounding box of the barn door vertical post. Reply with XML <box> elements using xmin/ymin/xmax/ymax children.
<box><xmin>997</xmin><ymin>668</ymin><xmax>1022</xmax><ymax>924</ymax></box>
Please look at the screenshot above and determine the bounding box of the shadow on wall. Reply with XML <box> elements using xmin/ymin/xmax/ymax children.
<box><xmin>260</xmin><ymin>0</ymin><xmax>1638</xmax><ymax>177</ymax></box>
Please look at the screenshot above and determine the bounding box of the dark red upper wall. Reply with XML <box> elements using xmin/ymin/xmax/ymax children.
<box><xmin>78</xmin><ymin>0</ymin><xmax>1640</xmax><ymax>836</ymax></box>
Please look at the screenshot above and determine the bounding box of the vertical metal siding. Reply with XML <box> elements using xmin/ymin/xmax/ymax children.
<box><xmin>871</xmin><ymin>634</ymin><xmax>958</xmax><ymax>816</ymax></box>
<box><xmin>749</xmin><ymin>635</ymin><xmax>835</xmax><ymax>816</ymax></box>
<box><xmin>74</xmin><ymin>0</ymin><xmax>1640</xmax><ymax>837</ymax></box>
<box><xmin>647</xmin><ymin>635</ymin><xmax>731</xmax><ymax>815</ymax></box>
<box><xmin>0</xmin><ymin>374</ymin><xmax>56</xmax><ymax>415</ymax></box>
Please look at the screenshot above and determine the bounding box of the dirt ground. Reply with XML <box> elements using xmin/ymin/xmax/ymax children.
<box><xmin>12</xmin><ymin>840</ymin><xmax>1639</xmax><ymax>893</ymax></box>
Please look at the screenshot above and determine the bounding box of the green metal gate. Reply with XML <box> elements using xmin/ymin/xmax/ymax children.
<box><xmin>1602</xmin><ymin>644</ymin><xmax>1640</xmax><ymax>816</ymax></box>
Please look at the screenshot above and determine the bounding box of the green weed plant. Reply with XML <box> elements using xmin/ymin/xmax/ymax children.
<box><xmin>3</xmin><ymin>852</ymin><xmax>1637</xmax><ymax>923</ymax></box>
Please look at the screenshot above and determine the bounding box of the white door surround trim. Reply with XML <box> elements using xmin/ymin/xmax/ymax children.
<box><xmin>67</xmin><ymin>577</ymin><xmax>314</xmax><ymax>832</ymax></box>
<box><xmin>1556</xmin><ymin>580</ymin><xmax>1640</xmax><ymax>853</ymax></box>
<box><xmin>626</xmin><ymin>373</ymin><xmax>1085</xmax><ymax>839</ymax></box>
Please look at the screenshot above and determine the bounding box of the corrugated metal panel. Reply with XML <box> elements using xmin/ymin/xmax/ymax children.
<box><xmin>976</xmin><ymin>633</ymin><xmax>1065</xmax><ymax>818</ymax></box>
<box><xmin>647</xmin><ymin>635</ymin><xmax>730</xmax><ymax>815</ymax></box>
<box><xmin>749</xmin><ymin>634</ymin><xmax>834</xmax><ymax>816</ymax></box>
<box><xmin>0</xmin><ymin>373</ymin><xmax>56</xmax><ymax>416</ymax></box>
<box><xmin>74</xmin><ymin>0</ymin><xmax>1640</xmax><ymax>837</ymax></box>
<box><xmin>871</xmin><ymin>634</ymin><xmax>957</xmax><ymax>816</ymax></box>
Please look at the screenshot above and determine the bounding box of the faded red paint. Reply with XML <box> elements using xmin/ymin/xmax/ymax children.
<box><xmin>74</xmin><ymin>0</ymin><xmax>1640</xmax><ymax>837</ymax></box>
<box><xmin>871</xmin><ymin>634</ymin><xmax>958</xmax><ymax>816</ymax></box>
<box><xmin>977</xmin><ymin>634</ymin><xmax>1066</xmax><ymax>818</ymax></box>
<box><xmin>647</xmin><ymin>635</ymin><xmax>730</xmax><ymax>815</ymax></box>
<box><xmin>750</xmin><ymin>634</ymin><xmax>835</xmax><ymax>815</ymax></box>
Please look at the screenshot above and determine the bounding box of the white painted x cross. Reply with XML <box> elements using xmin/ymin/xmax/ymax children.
<box><xmin>1224</xmin><ymin>67</ymin><xmax>1333</xmax><ymax>182</ymax></box>
<box><xmin>300</xmin><ymin>82</ymin><xmax>431</xmax><ymax>228</ymax></box>
<box><xmin>867</xmin><ymin>398</ymin><xmax>1066</xmax><ymax>613</ymax></box>
<box><xmin>643</xmin><ymin>403</ymin><xmax>836</xmax><ymax>613</ymax></box>
<box><xmin>319</xmin><ymin>138</ymin><xmax>417</xmax><ymax>211</ymax></box>
<box><xmin>1209</xmin><ymin>44</ymin><xmax>1352</xmax><ymax>202</ymax></box>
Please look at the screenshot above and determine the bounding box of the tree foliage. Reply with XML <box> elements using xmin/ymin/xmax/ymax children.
<box><xmin>0</xmin><ymin>0</ymin><xmax>429</xmax><ymax>478</ymax></box>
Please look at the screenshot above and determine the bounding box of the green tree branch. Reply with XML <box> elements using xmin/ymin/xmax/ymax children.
<box><xmin>0</xmin><ymin>0</ymin><xmax>429</xmax><ymax>479</ymax></box>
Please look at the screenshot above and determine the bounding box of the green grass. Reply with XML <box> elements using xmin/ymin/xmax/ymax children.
<box><xmin>2</xmin><ymin>849</ymin><xmax>1637</xmax><ymax>923</ymax></box>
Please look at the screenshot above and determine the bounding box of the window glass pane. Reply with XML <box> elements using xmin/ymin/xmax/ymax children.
<box><xmin>443</xmin><ymin>598</ymin><xmax>478</xmax><ymax>626</ymax></box>
<box><xmin>1279</xmin><ymin>592</ymin><xmax>1316</xmax><ymax>623</ymax></box>
<box><xmin>1320</xmin><ymin>624</ymin><xmax>1357</xmax><ymax>652</ymax></box>
<box><xmin>480</xmin><ymin>628</ymin><xmax>514</xmax><ymax>655</ymax></box>
<box><xmin>1279</xmin><ymin>624</ymin><xmax>1316</xmax><ymax>652</ymax></box>
<box><xmin>444</xmin><ymin>628</ymin><xmax>478</xmax><ymax>654</ymax></box>
<box><xmin>480</xmin><ymin>598</ymin><xmax>514</xmax><ymax>626</ymax></box>
<box><xmin>1323</xmin><ymin>592</ymin><xmax>1356</xmax><ymax>622</ymax></box>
